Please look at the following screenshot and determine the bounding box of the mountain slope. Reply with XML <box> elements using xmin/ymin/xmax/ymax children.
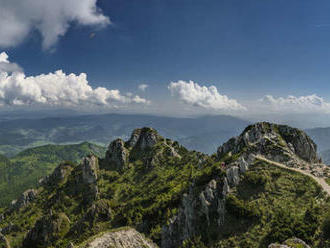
<box><xmin>0</xmin><ymin>123</ymin><xmax>330</xmax><ymax>248</ymax></box>
<box><xmin>0</xmin><ymin>142</ymin><xmax>106</xmax><ymax>207</ymax></box>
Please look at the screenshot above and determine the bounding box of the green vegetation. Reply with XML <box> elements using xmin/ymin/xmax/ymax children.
<box><xmin>215</xmin><ymin>160</ymin><xmax>329</xmax><ymax>248</ymax></box>
<box><xmin>0</xmin><ymin>125</ymin><xmax>330</xmax><ymax>248</ymax></box>
<box><xmin>0</xmin><ymin>142</ymin><xmax>106</xmax><ymax>207</ymax></box>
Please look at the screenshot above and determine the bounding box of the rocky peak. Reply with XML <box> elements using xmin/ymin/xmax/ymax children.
<box><xmin>127</xmin><ymin>127</ymin><xmax>161</xmax><ymax>150</ymax></box>
<box><xmin>10</xmin><ymin>189</ymin><xmax>37</xmax><ymax>212</ymax></box>
<box><xmin>81</xmin><ymin>155</ymin><xmax>99</xmax><ymax>184</ymax></box>
<box><xmin>217</xmin><ymin>122</ymin><xmax>320</xmax><ymax>165</ymax></box>
<box><xmin>104</xmin><ymin>139</ymin><xmax>129</xmax><ymax>171</ymax></box>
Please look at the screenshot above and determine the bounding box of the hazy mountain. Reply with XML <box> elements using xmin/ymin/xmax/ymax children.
<box><xmin>0</xmin><ymin>113</ymin><xmax>250</xmax><ymax>156</ymax></box>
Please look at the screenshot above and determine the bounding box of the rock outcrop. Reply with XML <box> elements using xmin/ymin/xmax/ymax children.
<box><xmin>128</xmin><ymin>127</ymin><xmax>160</xmax><ymax>150</ymax></box>
<box><xmin>80</xmin><ymin>228</ymin><xmax>158</xmax><ymax>248</ymax></box>
<box><xmin>39</xmin><ymin>162</ymin><xmax>74</xmax><ymax>186</ymax></box>
<box><xmin>105</xmin><ymin>139</ymin><xmax>129</xmax><ymax>170</ymax></box>
<box><xmin>162</xmin><ymin>178</ymin><xmax>226</xmax><ymax>248</ymax></box>
<box><xmin>10</xmin><ymin>189</ymin><xmax>37</xmax><ymax>212</ymax></box>
<box><xmin>102</xmin><ymin>127</ymin><xmax>181</xmax><ymax>171</ymax></box>
<box><xmin>217</xmin><ymin>122</ymin><xmax>320</xmax><ymax>167</ymax></box>
<box><xmin>23</xmin><ymin>213</ymin><xmax>71</xmax><ymax>248</ymax></box>
<box><xmin>82</xmin><ymin>155</ymin><xmax>99</xmax><ymax>184</ymax></box>
<box><xmin>268</xmin><ymin>237</ymin><xmax>311</xmax><ymax>248</ymax></box>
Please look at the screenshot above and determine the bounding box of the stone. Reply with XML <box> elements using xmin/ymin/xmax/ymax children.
<box><xmin>226</xmin><ymin>166</ymin><xmax>240</xmax><ymax>186</ymax></box>
<box><xmin>81</xmin><ymin>228</ymin><xmax>158</xmax><ymax>248</ymax></box>
<box><xmin>82</xmin><ymin>155</ymin><xmax>99</xmax><ymax>184</ymax></box>
<box><xmin>10</xmin><ymin>189</ymin><xmax>37</xmax><ymax>211</ymax></box>
<box><xmin>105</xmin><ymin>139</ymin><xmax>129</xmax><ymax>170</ymax></box>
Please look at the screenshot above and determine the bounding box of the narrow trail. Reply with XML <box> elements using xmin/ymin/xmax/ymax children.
<box><xmin>255</xmin><ymin>156</ymin><xmax>330</xmax><ymax>196</ymax></box>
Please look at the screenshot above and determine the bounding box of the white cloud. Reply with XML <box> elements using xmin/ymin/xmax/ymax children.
<box><xmin>260</xmin><ymin>94</ymin><xmax>330</xmax><ymax>113</ymax></box>
<box><xmin>0</xmin><ymin>52</ymin><xmax>150</xmax><ymax>108</ymax></box>
<box><xmin>138</xmin><ymin>84</ymin><xmax>149</xmax><ymax>91</ymax></box>
<box><xmin>0</xmin><ymin>0</ymin><xmax>110</xmax><ymax>49</ymax></box>
<box><xmin>0</xmin><ymin>52</ymin><xmax>22</xmax><ymax>73</ymax></box>
<box><xmin>168</xmin><ymin>80</ymin><xmax>246</xmax><ymax>111</ymax></box>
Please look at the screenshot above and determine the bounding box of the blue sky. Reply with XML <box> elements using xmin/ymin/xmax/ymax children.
<box><xmin>1</xmin><ymin>0</ymin><xmax>330</xmax><ymax>124</ymax></box>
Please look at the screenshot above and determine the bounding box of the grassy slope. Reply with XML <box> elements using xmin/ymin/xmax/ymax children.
<box><xmin>0</xmin><ymin>142</ymin><xmax>106</xmax><ymax>207</ymax></box>
<box><xmin>216</xmin><ymin>160</ymin><xmax>329</xmax><ymax>248</ymax></box>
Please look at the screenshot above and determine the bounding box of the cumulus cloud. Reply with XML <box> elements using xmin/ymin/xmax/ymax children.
<box><xmin>0</xmin><ymin>0</ymin><xmax>110</xmax><ymax>49</ymax></box>
<box><xmin>260</xmin><ymin>94</ymin><xmax>330</xmax><ymax>113</ymax></box>
<box><xmin>168</xmin><ymin>80</ymin><xmax>246</xmax><ymax>111</ymax></box>
<box><xmin>138</xmin><ymin>84</ymin><xmax>148</xmax><ymax>91</ymax></box>
<box><xmin>0</xmin><ymin>52</ymin><xmax>22</xmax><ymax>73</ymax></box>
<box><xmin>0</xmin><ymin>52</ymin><xmax>150</xmax><ymax>108</ymax></box>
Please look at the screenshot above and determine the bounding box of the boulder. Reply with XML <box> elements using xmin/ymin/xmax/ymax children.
<box><xmin>80</xmin><ymin>228</ymin><xmax>158</xmax><ymax>248</ymax></box>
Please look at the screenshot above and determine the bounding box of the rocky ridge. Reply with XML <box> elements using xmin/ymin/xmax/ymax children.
<box><xmin>0</xmin><ymin>123</ymin><xmax>327</xmax><ymax>248</ymax></box>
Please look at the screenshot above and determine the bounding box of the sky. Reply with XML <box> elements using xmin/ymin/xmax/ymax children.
<box><xmin>1</xmin><ymin>0</ymin><xmax>330</xmax><ymax>126</ymax></box>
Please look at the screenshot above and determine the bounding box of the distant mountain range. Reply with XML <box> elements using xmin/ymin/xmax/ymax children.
<box><xmin>0</xmin><ymin>113</ymin><xmax>250</xmax><ymax>157</ymax></box>
<box><xmin>1</xmin><ymin>112</ymin><xmax>330</xmax><ymax>164</ymax></box>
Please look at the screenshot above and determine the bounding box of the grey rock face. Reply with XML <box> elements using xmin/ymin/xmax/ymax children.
<box><xmin>161</xmin><ymin>179</ymin><xmax>226</xmax><ymax>248</ymax></box>
<box><xmin>217</xmin><ymin>122</ymin><xmax>320</xmax><ymax>165</ymax></box>
<box><xmin>10</xmin><ymin>189</ymin><xmax>37</xmax><ymax>211</ymax></box>
<box><xmin>40</xmin><ymin>163</ymin><xmax>73</xmax><ymax>186</ymax></box>
<box><xmin>128</xmin><ymin>128</ymin><xmax>160</xmax><ymax>150</ymax></box>
<box><xmin>82</xmin><ymin>155</ymin><xmax>99</xmax><ymax>184</ymax></box>
<box><xmin>81</xmin><ymin>228</ymin><xmax>158</xmax><ymax>248</ymax></box>
<box><xmin>226</xmin><ymin>166</ymin><xmax>240</xmax><ymax>186</ymax></box>
<box><xmin>105</xmin><ymin>139</ymin><xmax>129</xmax><ymax>170</ymax></box>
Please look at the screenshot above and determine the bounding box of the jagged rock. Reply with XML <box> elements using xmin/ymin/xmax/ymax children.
<box><xmin>226</xmin><ymin>166</ymin><xmax>240</xmax><ymax>186</ymax></box>
<box><xmin>23</xmin><ymin>213</ymin><xmax>71</xmax><ymax>248</ymax></box>
<box><xmin>161</xmin><ymin>178</ymin><xmax>226</xmax><ymax>248</ymax></box>
<box><xmin>268</xmin><ymin>237</ymin><xmax>311</xmax><ymax>248</ymax></box>
<box><xmin>127</xmin><ymin>129</ymin><xmax>142</xmax><ymax>147</ymax></box>
<box><xmin>238</xmin><ymin>157</ymin><xmax>249</xmax><ymax>173</ymax></box>
<box><xmin>82</xmin><ymin>155</ymin><xmax>99</xmax><ymax>184</ymax></box>
<box><xmin>128</xmin><ymin>127</ymin><xmax>160</xmax><ymax>150</ymax></box>
<box><xmin>0</xmin><ymin>233</ymin><xmax>10</xmax><ymax>248</ymax></box>
<box><xmin>105</xmin><ymin>139</ymin><xmax>129</xmax><ymax>170</ymax></box>
<box><xmin>217</xmin><ymin>122</ymin><xmax>320</xmax><ymax>165</ymax></box>
<box><xmin>80</xmin><ymin>228</ymin><xmax>158</xmax><ymax>248</ymax></box>
<box><xmin>10</xmin><ymin>189</ymin><xmax>37</xmax><ymax>211</ymax></box>
<box><xmin>40</xmin><ymin>162</ymin><xmax>73</xmax><ymax>186</ymax></box>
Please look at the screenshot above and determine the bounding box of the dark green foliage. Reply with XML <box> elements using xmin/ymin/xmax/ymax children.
<box><xmin>0</xmin><ymin>142</ymin><xmax>106</xmax><ymax>207</ymax></box>
<box><xmin>180</xmin><ymin>236</ymin><xmax>207</xmax><ymax>248</ymax></box>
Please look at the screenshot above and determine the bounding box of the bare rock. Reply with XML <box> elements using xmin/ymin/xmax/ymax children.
<box><xmin>10</xmin><ymin>189</ymin><xmax>37</xmax><ymax>211</ymax></box>
<box><xmin>82</xmin><ymin>155</ymin><xmax>99</xmax><ymax>184</ymax></box>
<box><xmin>105</xmin><ymin>139</ymin><xmax>129</xmax><ymax>170</ymax></box>
<box><xmin>80</xmin><ymin>228</ymin><xmax>158</xmax><ymax>248</ymax></box>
